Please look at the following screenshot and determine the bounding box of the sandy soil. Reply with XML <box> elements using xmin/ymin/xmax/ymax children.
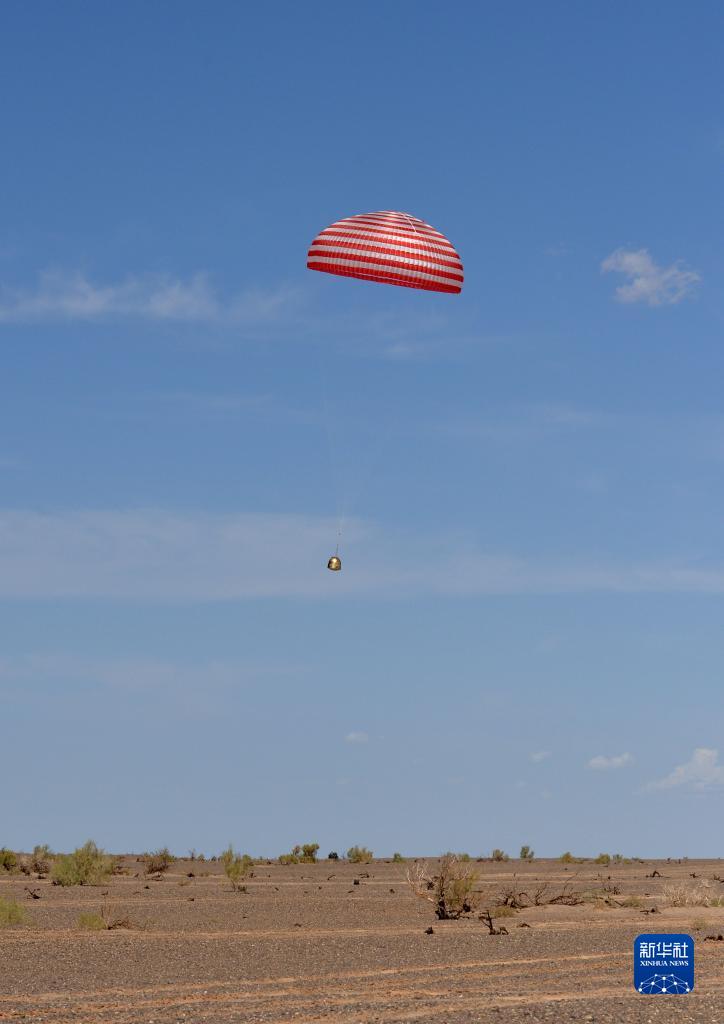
<box><xmin>1</xmin><ymin>856</ymin><xmax>723</xmax><ymax>1022</ymax></box>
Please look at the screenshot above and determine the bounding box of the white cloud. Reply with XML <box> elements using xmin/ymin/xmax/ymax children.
<box><xmin>0</xmin><ymin>270</ymin><xmax>299</xmax><ymax>324</ymax></box>
<box><xmin>0</xmin><ymin>652</ymin><xmax>301</xmax><ymax>716</ymax></box>
<box><xmin>587</xmin><ymin>752</ymin><xmax>633</xmax><ymax>770</ymax></box>
<box><xmin>601</xmin><ymin>248</ymin><xmax>699</xmax><ymax>306</ymax></box>
<box><xmin>649</xmin><ymin>748</ymin><xmax>724</xmax><ymax>791</ymax></box>
<box><xmin>345</xmin><ymin>731</ymin><xmax>369</xmax><ymax>744</ymax></box>
<box><xmin>529</xmin><ymin>750</ymin><xmax>551</xmax><ymax>763</ymax></box>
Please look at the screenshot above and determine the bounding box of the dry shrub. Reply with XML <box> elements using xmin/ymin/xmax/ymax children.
<box><xmin>621</xmin><ymin>895</ymin><xmax>644</xmax><ymax>909</ymax></box>
<box><xmin>0</xmin><ymin>898</ymin><xmax>26</xmax><ymax>927</ymax></box>
<box><xmin>496</xmin><ymin>878</ymin><xmax>584</xmax><ymax>909</ymax></box>
<box><xmin>347</xmin><ymin>846</ymin><xmax>373</xmax><ymax>864</ymax></box>
<box><xmin>143</xmin><ymin>848</ymin><xmax>175</xmax><ymax>875</ymax></box>
<box><xmin>0</xmin><ymin>849</ymin><xmax>17</xmax><ymax>873</ymax></box>
<box><xmin>77</xmin><ymin>902</ymin><xmax>134</xmax><ymax>930</ymax></box>
<box><xmin>407</xmin><ymin>854</ymin><xmax>480</xmax><ymax>919</ymax></box>
<box><xmin>479</xmin><ymin>908</ymin><xmax>509</xmax><ymax>935</ymax></box>
<box><xmin>664</xmin><ymin>882</ymin><xmax>724</xmax><ymax>908</ymax></box>
<box><xmin>31</xmin><ymin>845</ymin><xmax>52</xmax><ymax>875</ymax></box>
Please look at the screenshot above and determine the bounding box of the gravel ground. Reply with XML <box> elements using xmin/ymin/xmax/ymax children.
<box><xmin>1</xmin><ymin>857</ymin><xmax>723</xmax><ymax>1022</ymax></box>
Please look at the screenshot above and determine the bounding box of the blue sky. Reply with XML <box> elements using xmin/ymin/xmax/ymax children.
<box><xmin>1</xmin><ymin>1</ymin><xmax>723</xmax><ymax>858</ymax></box>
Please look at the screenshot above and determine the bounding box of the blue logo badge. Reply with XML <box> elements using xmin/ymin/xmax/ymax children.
<box><xmin>634</xmin><ymin>934</ymin><xmax>694</xmax><ymax>994</ymax></box>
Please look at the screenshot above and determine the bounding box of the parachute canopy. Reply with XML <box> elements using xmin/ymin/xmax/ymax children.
<box><xmin>307</xmin><ymin>211</ymin><xmax>463</xmax><ymax>294</ymax></box>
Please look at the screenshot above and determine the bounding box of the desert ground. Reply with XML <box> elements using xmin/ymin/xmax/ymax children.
<box><xmin>1</xmin><ymin>855</ymin><xmax>723</xmax><ymax>1023</ymax></box>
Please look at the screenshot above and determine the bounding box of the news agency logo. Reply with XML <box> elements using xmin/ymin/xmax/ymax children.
<box><xmin>634</xmin><ymin>934</ymin><xmax>694</xmax><ymax>994</ymax></box>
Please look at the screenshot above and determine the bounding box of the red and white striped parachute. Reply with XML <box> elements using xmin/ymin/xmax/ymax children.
<box><xmin>307</xmin><ymin>210</ymin><xmax>463</xmax><ymax>294</ymax></box>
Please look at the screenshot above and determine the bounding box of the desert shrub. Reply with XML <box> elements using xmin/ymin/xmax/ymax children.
<box><xmin>594</xmin><ymin>875</ymin><xmax>621</xmax><ymax>896</ymax></box>
<box><xmin>347</xmin><ymin>845</ymin><xmax>373</xmax><ymax>864</ymax></box>
<box><xmin>78</xmin><ymin>912</ymin><xmax>107</xmax><ymax>931</ymax></box>
<box><xmin>519</xmin><ymin>846</ymin><xmax>534</xmax><ymax>861</ymax></box>
<box><xmin>392</xmin><ymin>852</ymin><xmax>405</xmax><ymax>863</ymax></box>
<box><xmin>491</xmin><ymin>849</ymin><xmax>509</xmax><ymax>862</ymax></box>
<box><xmin>52</xmin><ymin>841</ymin><xmax>114</xmax><ymax>887</ymax></box>
<box><xmin>497</xmin><ymin>884</ymin><xmax>530</xmax><ymax>909</ymax></box>
<box><xmin>143</xmin><ymin>847</ymin><xmax>175</xmax><ymax>875</ymax></box>
<box><xmin>594</xmin><ymin>853</ymin><xmax>611</xmax><ymax>866</ymax></box>
<box><xmin>328</xmin><ymin>851</ymin><xmax>339</xmax><ymax>860</ymax></box>
<box><xmin>559</xmin><ymin>851</ymin><xmax>584</xmax><ymax>864</ymax></box>
<box><xmin>279</xmin><ymin>843</ymin><xmax>319</xmax><ymax>865</ymax></box>
<box><xmin>492</xmin><ymin>903</ymin><xmax>517</xmax><ymax>917</ymax></box>
<box><xmin>0</xmin><ymin>898</ymin><xmax>26</xmax><ymax>927</ymax></box>
<box><xmin>0</xmin><ymin>848</ymin><xmax>17</xmax><ymax>873</ymax></box>
<box><xmin>663</xmin><ymin>883</ymin><xmax>723</xmax><ymax>907</ymax></box>
<box><xmin>31</xmin><ymin>845</ymin><xmax>53</xmax><ymax>875</ymax></box>
<box><xmin>77</xmin><ymin>902</ymin><xmax>133</xmax><ymax>930</ymax></box>
<box><xmin>220</xmin><ymin>845</ymin><xmax>254</xmax><ymax>891</ymax></box>
<box><xmin>16</xmin><ymin>856</ymin><xmax>33</xmax><ymax>876</ymax></box>
<box><xmin>621</xmin><ymin>895</ymin><xmax>644</xmax><ymax>908</ymax></box>
<box><xmin>408</xmin><ymin>855</ymin><xmax>479</xmax><ymax>920</ymax></box>
<box><xmin>479</xmin><ymin>908</ymin><xmax>510</xmax><ymax>935</ymax></box>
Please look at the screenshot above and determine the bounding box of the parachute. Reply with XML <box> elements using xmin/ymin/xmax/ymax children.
<box><xmin>308</xmin><ymin>210</ymin><xmax>463</xmax><ymax>570</ymax></box>
<box><xmin>307</xmin><ymin>211</ymin><xmax>463</xmax><ymax>294</ymax></box>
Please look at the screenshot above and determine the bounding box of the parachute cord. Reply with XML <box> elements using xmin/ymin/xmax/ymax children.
<box><xmin>400</xmin><ymin>211</ymin><xmax>433</xmax><ymax>263</ymax></box>
<box><xmin>316</xmin><ymin>341</ymin><xmax>345</xmax><ymax>550</ymax></box>
<box><xmin>400</xmin><ymin>211</ymin><xmax>420</xmax><ymax>236</ymax></box>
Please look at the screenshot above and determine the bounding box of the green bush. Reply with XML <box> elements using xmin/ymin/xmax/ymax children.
<box><xmin>52</xmin><ymin>841</ymin><xmax>114</xmax><ymax>887</ymax></box>
<box><xmin>220</xmin><ymin>845</ymin><xmax>254</xmax><ymax>891</ymax></box>
<box><xmin>279</xmin><ymin>843</ymin><xmax>319</xmax><ymax>865</ymax></box>
<box><xmin>392</xmin><ymin>852</ymin><xmax>405</xmax><ymax>863</ymax></box>
<box><xmin>519</xmin><ymin>845</ymin><xmax>534</xmax><ymax>861</ymax></box>
<box><xmin>0</xmin><ymin>848</ymin><xmax>17</xmax><ymax>873</ymax></box>
<box><xmin>491</xmin><ymin>849</ymin><xmax>509</xmax><ymax>862</ymax></box>
<box><xmin>594</xmin><ymin>853</ymin><xmax>611</xmax><ymax>866</ymax></box>
<box><xmin>0</xmin><ymin>898</ymin><xmax>26</xmax><ymax>927</ymax></box>
<box><xmin>347</xmin><ymin>845</ymin><xmax>373</xmax><ymax>864</ymax></box>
